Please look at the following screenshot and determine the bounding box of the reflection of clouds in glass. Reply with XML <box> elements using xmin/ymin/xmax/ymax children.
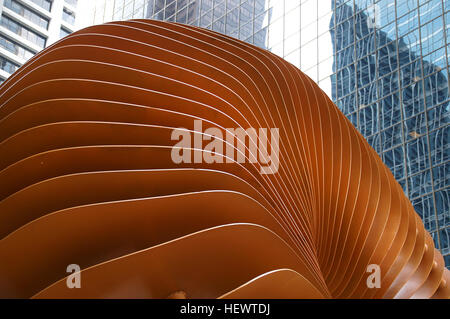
<box><xmin>264</xmin><ymin>0</ymin><xmax>333</xmax><ymax>98</ymax></box>
<box><xmin>268</xmin><ymin>15</ymin><xmax>283</xmax><ymax>48</ymax></box>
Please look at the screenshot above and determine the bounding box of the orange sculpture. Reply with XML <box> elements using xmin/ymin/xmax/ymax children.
<box><xmin>0</xmin><ymin>20</ymin><xmax>447</xmax><ymax>299</ymax></box>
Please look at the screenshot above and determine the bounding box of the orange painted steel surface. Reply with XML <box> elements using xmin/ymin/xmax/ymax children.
<box><xmin>0</xmin><ymin>20</ymin><xmax>448</xmax><ymax>299</ymax></box>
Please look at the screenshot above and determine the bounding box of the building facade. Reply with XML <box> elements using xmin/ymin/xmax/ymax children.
<box><xmin>0</xmin><ymin>0</ymin><xmax>84</xmax><ymax>83</ymax></box>
<box><xmin>332</xmin><ymin>0</ymin><xmax>450</xmax><ymax>268</ymax></box>
<box><xmin>60</xmin><ymin>0</ymin><xmax>450</xmax><ymax>268</ymax></box>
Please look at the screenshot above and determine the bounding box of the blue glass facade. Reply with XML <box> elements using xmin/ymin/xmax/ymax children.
<box><xmin>92</xmin><ymin>0</ymin><xmax>449</xmax><ymax>268</ymax></box>
<box><xmin>331</xmin><ymin>0</ymin><xmax>449</xmax><ymax>267</ymax></box>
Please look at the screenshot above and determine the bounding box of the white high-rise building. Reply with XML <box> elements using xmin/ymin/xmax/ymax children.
<box><xmin>0</xmin><ymin>0</ymin><xmax>89</xmax><ymax>83</ymax></box>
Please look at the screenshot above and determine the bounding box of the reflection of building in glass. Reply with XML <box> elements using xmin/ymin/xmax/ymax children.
<box><xmin>88</xmin><ymin>0</ymin><xmax>450</xmax><ymax>268</ymax></box>
<box><xmin>331</xmin><ymin>0</ymin><xmax>449</xmax><ymax>266</ymax></box>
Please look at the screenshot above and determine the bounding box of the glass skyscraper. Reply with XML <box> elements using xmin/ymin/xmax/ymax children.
<box><xmin>331</xmin><ymin>0</ymin><xmax>449</xmax><ymax>268</ymax></box>
<box><xmin>91</xmin><ymin>0</ymin><xmax>449</xmax><ymax>268</ymax></box>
